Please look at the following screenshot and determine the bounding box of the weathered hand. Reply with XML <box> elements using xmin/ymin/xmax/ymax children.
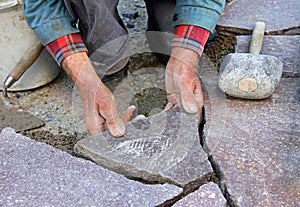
<box><xmin>62</xmin><ymin>52</ymin><xmax>135</xmax><ymax>137</ymax></box>
<box><xmin>79</xmin><ymin>79</ymin><xmax>136</xmax><ymax>136</ymax></box>
<box><xmin>165</xmin><ymin>47</ymin><xmax>204</xmax><ymax>121</ymax></box>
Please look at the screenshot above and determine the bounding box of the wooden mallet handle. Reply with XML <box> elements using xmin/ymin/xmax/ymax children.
<box><xmin>9</xmin><ymin>42</ymin><xmax>44</xmax><ymax>80</ymax></box>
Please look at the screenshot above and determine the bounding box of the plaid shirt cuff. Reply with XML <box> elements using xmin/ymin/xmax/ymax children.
<box><xmin>172</xmin><ymin>25</ymin><xmax>210</xmax><ymax>56</ymax></box>
<box><xmin>45</xmin><ymin>33</ymin><xmax>88</xmax><ymax>66</ymax></box>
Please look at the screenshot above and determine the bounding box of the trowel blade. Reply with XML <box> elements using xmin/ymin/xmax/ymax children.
<box><xmin>0</xmin><ymin>100</ymin><xmax>44</xmax><ymax>132</ymax></box>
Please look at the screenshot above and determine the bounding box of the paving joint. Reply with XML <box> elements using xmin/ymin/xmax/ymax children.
<box><xmin>207</xmin><ymin>156</ymin><xmax>236</xmax><ymax>207</ymax></box>
<box><xmin>155</xmin><ymin>173</ymin><xmax>213</xmax><ymax>207</ymax></box>
<box><xmin>199</xmin><ymin>107</ymin><xmax>237</xmax><ymax>207</ymax></box>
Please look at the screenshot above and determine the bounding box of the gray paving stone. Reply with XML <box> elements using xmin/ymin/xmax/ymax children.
<box><xmin>0</xmin><ymin>128</ymin><xmax>182</xmax><ymax>207</ymax></box>
<box><xmin>203</xmin><ymin>76</ymin><xmax>300</xmax><ymax>206</ymax></box>
<box><xmin>173</xmin><ymin>182</ymin><xmax>227</xmax><ymax>207</ymax></box>
<box><xmin>74</xmin><ymin>108</ymin><xmax>213</xmax><ymax>187</ymax></box>
<box><xmin>217</xmin><ymin>0</ymin><xmax>300</xmax><ymax>35</ymax></box>
<box><xmin>235</xmin><ymin>35</ymin><xmax>300</xmax><ymax>77</ymax></box>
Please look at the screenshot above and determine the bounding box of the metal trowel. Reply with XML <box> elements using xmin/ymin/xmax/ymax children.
<box><xmin>0</xmin><ymin>42</ymin><xmax>45</xmax><ymax>132</ymax></box>
<box><xmin>0</xmin><ymin>2</ymin><xmax>59</xmax><ymax>132</ymax></box>
<box><xmin>3</xmin><ymin>42</ymin><xmax>44</xmax><ymax>97</ymax></box>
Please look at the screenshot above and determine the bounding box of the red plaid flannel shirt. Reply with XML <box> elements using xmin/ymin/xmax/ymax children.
<box><xmin>45</xmin><ymin>33</ymin><xmax>87</xmax><ymax>66</ymax></box>
<box><xmin>172</xmin><ymin>25</ymin><xmax>210</xmax><ymax>56</ymax></box>
<box><xmin>46</xmin><ymin>26</ymin><xmax>209</xmax><ymax>65</ymax></box>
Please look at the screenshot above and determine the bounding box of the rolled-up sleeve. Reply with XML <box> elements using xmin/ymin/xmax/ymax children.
<box><xmin>23</xmin><ymin>0</ymin><xmax>79</xmax><ymax>45</ymax></box>
<box><xmin>173</xmin><ymin>0</ymin><xmax>226</xmax><ymax>33</ymax></box>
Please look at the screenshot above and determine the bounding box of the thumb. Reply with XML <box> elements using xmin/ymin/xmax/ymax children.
<box><xmin>99</xmin><ymin>103</ymin><xmax>126</xmax><ymax>138</ymax></box>
<box><xmin>85</xmin><ymin>105</ymin><xmax>105</xmax><ymax>135</ymax></box>
<box><xmin>179</xmin><ymin>82</ymin><xmax>198</xmax><ymax>114</ymax></box>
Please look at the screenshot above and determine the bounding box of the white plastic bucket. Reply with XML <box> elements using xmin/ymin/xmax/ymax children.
<box><xmin>0</xmin><ymin>0</ymin><xmax>60</xmax><ymax>91</ymax></box>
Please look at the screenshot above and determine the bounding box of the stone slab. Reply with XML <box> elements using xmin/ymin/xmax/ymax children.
<box><xmin>217</xmin><ymin>0</ymin><xmax>300</xmax><ymax>35</ymax></box>
<box><xmin>74</xmin><ymin>108</ymin><xmax>213</xmax><ymax>187</ymax></box>
<box><xmin>235</xmin><ymin>35</ymin><xmax>300</xmax><ymax>77</ymax></box>
<box><xmin>173</xmin><ymin>182</ymin><xmax>227</xmax><ymax>207</ymax></box>
<box><xmin>203</xmin><ymin>76</ymin><xmax>300</xmax><ymax>206</ymax></box>
<box><xmin>0</xmin><ymin>128</ymin><xmax>182</xmax><ymax>207</ymax></box>
<box><xmin>0</xmin><ymin>100</ymin><xmax>44</xmax><ymax>132</ymax></box>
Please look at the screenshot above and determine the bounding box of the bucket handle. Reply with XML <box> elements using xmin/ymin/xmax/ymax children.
<box><xmin>0</xmin><ymin>0</ymin><xmax>23</xmax><ymax>10</ymax></box>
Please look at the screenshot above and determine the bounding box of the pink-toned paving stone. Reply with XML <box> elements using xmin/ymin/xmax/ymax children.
<box><xmin>0</xmin><ymin>128</ymin><xmax>182</xmax><ymax>206</ymax></box>
<box><xmin>217</xmin><ymin>0</ymin><xmax>300</xmax><ymax>35</ymax></box>
<box><xmin>203</xmin><ymin>76</ymin><xmax>300</xmax><ymax>206</ymax></box>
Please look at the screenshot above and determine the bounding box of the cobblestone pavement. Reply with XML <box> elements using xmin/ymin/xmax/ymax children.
<box><xmin>1</xmin><ymin>0</ymin><xmax>299</xmax><ymax>206</ymax></box>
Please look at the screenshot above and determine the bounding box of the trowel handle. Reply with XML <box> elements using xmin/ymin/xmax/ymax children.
<box><xmin>249</xmin><ymin>21</ymin><xmax>266</xmax><ymax>54</ymax></box>
<box><xmin>10</xmin><ymin>42</ymin><xmax>44</xmax><ymax>81</ymax></box>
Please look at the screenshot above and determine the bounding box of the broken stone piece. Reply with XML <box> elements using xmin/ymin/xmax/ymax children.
<box><xmin>173</xmin><ymin>182</ymin><xmax>227</xmax><ymax>207</ymax></box>
<box><xmin>0</xmin><ymin>128</ymin><xmax>182</xmax><ymax>207</ymax></box>
<box><xmin>217</xmin><ymin>0</ymin><xmax>300</xmax><ymax>35</ymax></box>
<box><xmin>74</xmin><ymin>108</ymin><xmax>213</xmax><ymax>187</ymax></box>
<box><xmin>235</xmin><ymin>35</ymin><xmax>300</xmax><ymax>77</ymax></box>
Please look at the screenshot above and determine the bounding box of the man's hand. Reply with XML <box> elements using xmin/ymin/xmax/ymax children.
<box><xmin>62</xmin><ymin>52</ymin><xmax>135</xmax><ymax>137</ymax></box>
<box><xmin>79</xmin><ymin>78</ymin><xmax>135</xmax><ymax>137</ymax></box>
<box><xmin>165</xmin><ymin>47</ymin><xmax>204</xmax><ymax>121</ymax></box>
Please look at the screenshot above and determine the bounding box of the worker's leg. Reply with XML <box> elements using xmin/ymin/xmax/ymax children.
<box><xmin>144</xmin><ymin>0</ymin><xmax>176</xmax><ymax>65</ymax></box>
<box><xmin>64</xmin><ymin>0</ymin><xmax>129</xmax><ymax>77</ymax></box>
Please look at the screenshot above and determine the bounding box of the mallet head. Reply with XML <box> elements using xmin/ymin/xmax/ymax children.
<box><xmin>218</xmin><ymin>53</ymin><xmax>283</xmax><ymax>99</ymax></box>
